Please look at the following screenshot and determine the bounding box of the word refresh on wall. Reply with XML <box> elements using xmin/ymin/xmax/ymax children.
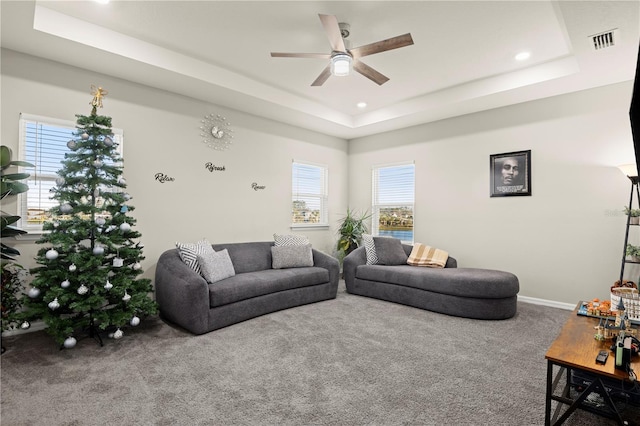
<box><xmin>205</xmin><ymin>162</ymin><xmax>226</xmax><ymax>172</ymax></box>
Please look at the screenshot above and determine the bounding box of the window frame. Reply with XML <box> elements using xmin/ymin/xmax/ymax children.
<box><xmin>291</xmin><ymin>160</ymin><xmax>329</xmax><ymax>229</ymax></box>
<box><xmin>371</xmin><ymin>161</ymin><xmax>415</xmax><ymax>244</ymax></box>
<box><xmin>17</xmin><ymin>113</ymin><xmax>124</xmax><ymax>234</ymax></box>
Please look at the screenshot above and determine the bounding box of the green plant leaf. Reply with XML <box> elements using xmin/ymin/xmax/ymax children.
<box><xmin>0</xmin><ymin>146</ymin><xmax>11</xmax><ymax>168</ymax></box>
<box><xmin>2</xmin><ymin>173</ymin><xmax>31</xmax><ymax>181</ymax></box>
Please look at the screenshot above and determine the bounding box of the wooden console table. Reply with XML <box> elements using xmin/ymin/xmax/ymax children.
<box><xmin>545</xmin><ymin>304</ymin><xmax>639</xmax><ymax>425</ymax></box>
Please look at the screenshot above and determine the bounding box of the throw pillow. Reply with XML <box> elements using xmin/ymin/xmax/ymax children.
<box><xmin>362</xmin><ymin>234</ymin><xmax>378</xmax><ymax>265</ymax></box>
<box><xmin>271</xmin><ymin>244</ymin><xmax>314</xmax><ymax>269</ymax></box>
<box><xmin>176</xmin><ymin>239</ymin><xmax>215</xmax><ymax>275</ymax></box>
<box><xmin>407</xmin><ymin>243</ymin><xmax>449</xmax><ymax>268</ymax></box>
<box><xmin>197</xmin><ymin>249</ymin><xmax>236</xmax><ymax>284</ymax></box>
<box><xmin>373</xmin><ymin>237</ymin><xmax>408</xmax><ymax>265</ymax></box>
<box><xmin>273</xmin><ymin>233</ymin><xmax>310</xmax><ymax>246</ymax></box>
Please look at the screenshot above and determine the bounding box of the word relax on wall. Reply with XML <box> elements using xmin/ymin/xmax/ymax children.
<box><xmin>155</xmin><ymin>173</ymin><xmax>175</xmax><ymax>183</ymax></box>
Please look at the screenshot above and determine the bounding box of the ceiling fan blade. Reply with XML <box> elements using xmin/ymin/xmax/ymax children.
<box><xmin>353</xmin><ymin>60</ymin><xmax>389</xmax><ymax>85</ymax></box>
<box><xmin>311</xmin><ymin>65</ymin><xmax>332</xmax><ymax>86</ymax></box>
<box><xmin>350</xmin><ymin>33</ymin><xmax>414</xmax><ymax>59</ymax></box>
<box><xmin>271</xmin><ymin>52</ymin><xmax>331</xmax><ymax>59</ymax></box>
<box><xmin>318</xmin><ymin>14</ymin><xmax>346</xmax><ymax>52</ymax></box>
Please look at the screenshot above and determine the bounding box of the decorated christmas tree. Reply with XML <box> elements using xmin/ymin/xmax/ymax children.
<box><xmin>21</xmin><ymin>87</ymin><xmax>157</xmax><ymax>348</ymax></box>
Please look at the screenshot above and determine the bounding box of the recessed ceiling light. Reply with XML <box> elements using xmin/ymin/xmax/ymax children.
<box><xmin>357</xmin><ymin>102</ymin><xmax>367</xmax><ymax>109</ymax></box>
<box><xmin>515</xmin><ymin>51</ymin><xmax>531</xmax><ymax>61</ymax></box>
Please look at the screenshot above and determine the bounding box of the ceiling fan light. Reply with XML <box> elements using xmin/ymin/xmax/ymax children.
<box><xmin>331</xmin><ymin>53</ymin><xmax>352</xmax><ymax>77</ymax></box>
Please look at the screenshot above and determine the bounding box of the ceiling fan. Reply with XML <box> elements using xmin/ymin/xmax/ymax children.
<box><xmin>270</xmin><ymin>14</ymin><xmax>414</xmax><ymax>86</ymax></box>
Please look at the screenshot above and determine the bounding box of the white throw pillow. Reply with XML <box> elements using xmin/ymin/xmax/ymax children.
<box><xmin>362</xmin><ymin>234</ymin><xmax>378</xmax><ymax>265</ymax></box>
<box><xmin>197</xmin><ymin>249</ymin><xmax>236</xmax><ymax>284</ymax></box>
<box><xmin>271</xmin><ymin>244</ymin><xmax>314</xmax><ymax>269</ymax></box>
<box><xmin>273</xmin><ymin>233</ymin><xmax>310</xmax><ymax>246</ymax></box>
<box><xmin>176</xmin><ymin>239</ymin><xmax>215</xmax><ymax>275</ymax></box>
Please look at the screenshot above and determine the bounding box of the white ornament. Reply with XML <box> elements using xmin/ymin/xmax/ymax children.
<box><xmin>104</xmin><ymin>280</ymin><xmax>113</xmax><ymax>290</ymax></box>
<box><xmin>55</xmin><ymin>177</ymin><xmax>65</xmax><ymax>186</ymax></box>
<box><xmin>69</xmin><ymin>264</ymin><xmax>77</xmax><ymax>272</ymax></box>
<box><xmin>132</xmin><ymin>262</ymin><xmax>141</xmax><ymax>271</ymax></box>
<box><xmin>93</xmin><ymin>159</ymin><xmax>103</xmax><ymax>168</ymax></box>
<box><xmin>103</xmin><ymin>136</ymin><xmax>114</xmax><ymax>147</ymax></box>
<box><xmin>53</xmin><ymin>221</ymin><xmax>60</xmax><ymax>228</ymax></box>
<box><xmin>20</xmin><ymin>321</ymin><xmax>31</xmax><ymax>330</ymax></box>
<box><xmin>113</xmin><ymin>328</ymin><xmax>124</xmax><ymax>339</ymax></box>
<box><xmin>93</xmin><ymin>246</ymin><xmax>105</xmax><ymax>255</ymax></box>
<box><xmin>48</xmin><ymin>298</ymin><xmax>60</xmax><ymax>310</ymax></box>
<box><xmin>113</xmin><ymin>257</ymin><xmax>124</xmax><ymax>267</ymax></box>
<box><xmin>61</xmin><ymin>279</ymin><xmax>71</xmax><ymax>288</ymax></box>
<box><xmin>105</xmin><ymin>225</ymin><xmax>117</xmax><ymax>233</ymax></box>
<box><xmin>67</xmin><ymin>140</ymin><xmax>77</xmax><ymax>150</ymax></box>
<box><xmin>27</xmin><ymin>287</ymin><xmax>40</xmax><ymax>298</ymax></box>
<box><xmin>119</xmin><ymin>223</ymin><xmax>131</xmax><ymax>232</ymax></box>
<box><xmin>63</xmin><ymin>337</ymin><xmax>77</xmax><ymax>349</ymax></box>
<box><xmin>122</xmin><ymin>291</ymin><xmax>131</xmax><ymax>302</ymax></box>
<box><xmin>95</xmin><ymin>217</ymin><xmax>106</xmax><ymax>226</ymax></box>
<box><xmin>123</xmin><ymin>193</ymin><xmax>131</xmax><ymax>201</ymax></box>
<box><xmin>60</xmin><ymin>203</ymin><xmax>73</xmax><ymax>214</ymax></box>
<box><xmin>80</xmin><ymin>196</ymin><xmax>89</xmax><ymax>205</ymax></box>
<box><xmin>77</xmin><ymin>284</ymin><xmax>89</xmax><ymax>295</ymax></box>
<box><xmin>117</xmin><ymin>177</ymin><xmax>126</xmax><ymax>185</ymax></box>
<box><xmin>81</xmin><ymin>132</ymin><xmax>89</xmax><ymax>140</ymax></box>
<box><xmin>130</xmin><ymin>316</ymin><xmax>141</xmax><ymax>326</ymax></box>
<box><xmin>45</xmin><ymin>249</ymin><xmax>59</xmax><ymax>260</ymax></box>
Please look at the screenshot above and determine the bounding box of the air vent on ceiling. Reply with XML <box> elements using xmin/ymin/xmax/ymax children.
<box><xmin>589</xmin><ymin>28</ymin><xmax>619</xmax><ymax>51</ymax></box>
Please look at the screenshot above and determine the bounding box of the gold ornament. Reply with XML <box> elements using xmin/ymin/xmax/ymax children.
<box><xmin>90</xmin><ymin>85</ymin><xmax>108</xmax><ymax>114</ymax></box>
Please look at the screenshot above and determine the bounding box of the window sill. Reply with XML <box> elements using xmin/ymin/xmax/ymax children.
<box><xmin>290</xmin><ymin>224</ymin><xmax>329</xmax><ymax>230</ymax></box>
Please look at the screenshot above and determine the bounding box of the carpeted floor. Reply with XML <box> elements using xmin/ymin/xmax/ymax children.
<box><xmin>1</xmin><ymin>281</ymin><xmax>638</xmax><ymax>425</ymax></box>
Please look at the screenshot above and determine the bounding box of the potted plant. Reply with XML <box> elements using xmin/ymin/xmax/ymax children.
<box><xmin>623</xmin><ymin>206</ymin><xmax>640</xmax><ymax>225</ymax></box>
<box><xmin>1</xmin><ymin>145</ymin><xmax>33</xmax><ymax>352</ymax></box>
<box><xmin>626</xmin><ymin>243</ymin><xmax>640</xmax><ymax>262</ymax></box>
<box><xmin>336</xmin><ymin>209</ymin><xmax>371</xmax><ymax>263</ymax></box>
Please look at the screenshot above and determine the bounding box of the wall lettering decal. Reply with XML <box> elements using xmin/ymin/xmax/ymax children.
<box><xmin>205</xmin><ymin>162</ymin><xmax>226</xmax><ymax>172</ymax></box>
<box><xmin>155</xmin><ymin>173</ymin><xmax>175</xmax><ymax>183</ymax></box>
<box><xmin>251</xmin><ymin>182</ymin><xmax>266</xmax><ymax>191</ymax></box>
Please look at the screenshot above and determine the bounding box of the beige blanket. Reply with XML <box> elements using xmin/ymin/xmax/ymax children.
<box><xmin>407</xmin><ymin>243</ymin><xmax>449</xmax><ymax>268</ymax></box>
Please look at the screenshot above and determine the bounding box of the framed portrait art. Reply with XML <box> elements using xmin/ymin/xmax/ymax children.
<box><xmin>490</xmin><ymin>150</ymin><xmax>531</xmax><ymax>197</ymax></box>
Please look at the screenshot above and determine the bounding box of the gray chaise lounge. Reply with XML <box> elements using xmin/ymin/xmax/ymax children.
<box><xmin>155</xmin><ymin>241</ymin><xmax>339</xmax><ymax>334</ymax></box>
<box><xmin>343</xmin><ymin>245</ymin><xmax>519</xmax><ymax>320</ymax></box>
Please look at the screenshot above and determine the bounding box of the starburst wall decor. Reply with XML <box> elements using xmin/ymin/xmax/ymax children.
<box><xmin>200</xmin><ymin>113</ymin><xmax>234</xmax><ymax>150</ymax></box>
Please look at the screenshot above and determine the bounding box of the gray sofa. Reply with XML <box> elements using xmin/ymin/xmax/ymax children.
<box><xmin>155</xmin><ymin>241</ymin><xmax>339</xmax><ymax>334</ymax></box>
<box><xmin>343</xmin><ymin>245</ymin><xmax>519</xmax><ymax>320</ymax></box>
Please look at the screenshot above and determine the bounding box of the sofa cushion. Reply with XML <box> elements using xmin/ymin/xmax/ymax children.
<box><xmin>197</xmin><ymin>249</ymin><xmax>236</xmax><ymax>284</ymax></box>
<box><xmin>407</xmin><ymin>243</ymin><xmax>449</xmax><ymax>268</ymax></box>
<box><xmin>355</xmin><ymin>265</ymin><xmax>519</xmax><ymax>299</ymax></box>
<box><xmin>208</xmin><ymin>267</ymin><xmax>330</xmax><ymax>307</ymax></box>
<box><xmin>273</xmin><ymin>233</ymin><xmax>309</xmax><ymax>246</ymax></box>
<box><xmin>176</xmin><ymin>239</ymin><xmax>215</xmax><ymax>275</ymax></box>
<box><xmin>211</xmin><ymin>242</ymin><xmax>274</xmax><ymax>274</ymax></box>
<box><xmin>373</xmin><ymin>237</ymin><xmax>408</xmax><ymax>265</ymax></box>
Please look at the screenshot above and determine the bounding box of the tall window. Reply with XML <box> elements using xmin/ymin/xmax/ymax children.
<box><xmin>372</xmin><ymin>162</ymin><xmax>415</xmax><ymax>243</ymax></box>
<box><xmin>18</xmin><ymin>113</ymin><xmax>123</xmax><ymax>232</ymax></box>
<box><xmin>291</xmin><ymin>161</ymin><xmax>328</xmax><ymax>227</ymax></box>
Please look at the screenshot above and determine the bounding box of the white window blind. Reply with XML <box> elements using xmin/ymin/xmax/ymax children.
<box><xmin>372</xmin><ymin>162</ymin><xmax>415</xmax><ymax>243</ymax></box>
<box><xmin>18</xmin><ymin>113</ymin><xmax>123</xmax><ymax>232</ymax></box>
<box><xmin>292</xmin><ymin>161</ymin><xmax>328</xmax><ymax>227</ymax></box>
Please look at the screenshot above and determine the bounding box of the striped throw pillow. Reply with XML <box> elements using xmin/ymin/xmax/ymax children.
<box><xmin>362</xmin><ymin>234</ymin><xmax>378</xmax><ymax>265</ymax></box>
<box><xmin>273</xmin><ymin>233</ymin><xmax>309</xmax><ymax>246</ymax></box>
<box><xmin>176</xmin><ymin>239</ymin><xmax>215</xmax><ymax>275</ymax></box>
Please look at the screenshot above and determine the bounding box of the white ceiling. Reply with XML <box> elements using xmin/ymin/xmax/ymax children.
<box><xmin>1</xmin><ymin>0</ymin><xmax>639</xmax><ymax>139</ymax></box>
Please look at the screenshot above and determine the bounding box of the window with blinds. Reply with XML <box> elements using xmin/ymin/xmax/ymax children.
<box><xmin>372</xmin><ymin>162</ymin><xmax>415</xmax><ymax>243</ymax></box>
<box><xmin>291</xmin><ymin>161</ymin><xmax>328</xmax><ymax>227</ymax></box>
<box><xmin>18</xmin><ymin>113</ymin><xmax>123</xmax><ymax>232</ymax></box>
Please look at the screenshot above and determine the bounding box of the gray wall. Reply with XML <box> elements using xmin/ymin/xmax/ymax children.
<box><xmin>348</xmin><ymin>81</ymin><xmax>636</xmax><ymax>305</ymax></box>
<box><xmin>1</xmin><ymin>49</ymin><xmax>349</xmax><ymax>283</ymax></box>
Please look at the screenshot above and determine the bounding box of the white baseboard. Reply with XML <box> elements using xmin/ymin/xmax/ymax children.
<box><xmin>518</xmin><ymin>295</ymin><xmax>575</xmax><ymax>311</ymax></box>
<box><xmin>1</xmin><ymin>320</ymin><xmax>47</xmax><ymax>337</ymax></box>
